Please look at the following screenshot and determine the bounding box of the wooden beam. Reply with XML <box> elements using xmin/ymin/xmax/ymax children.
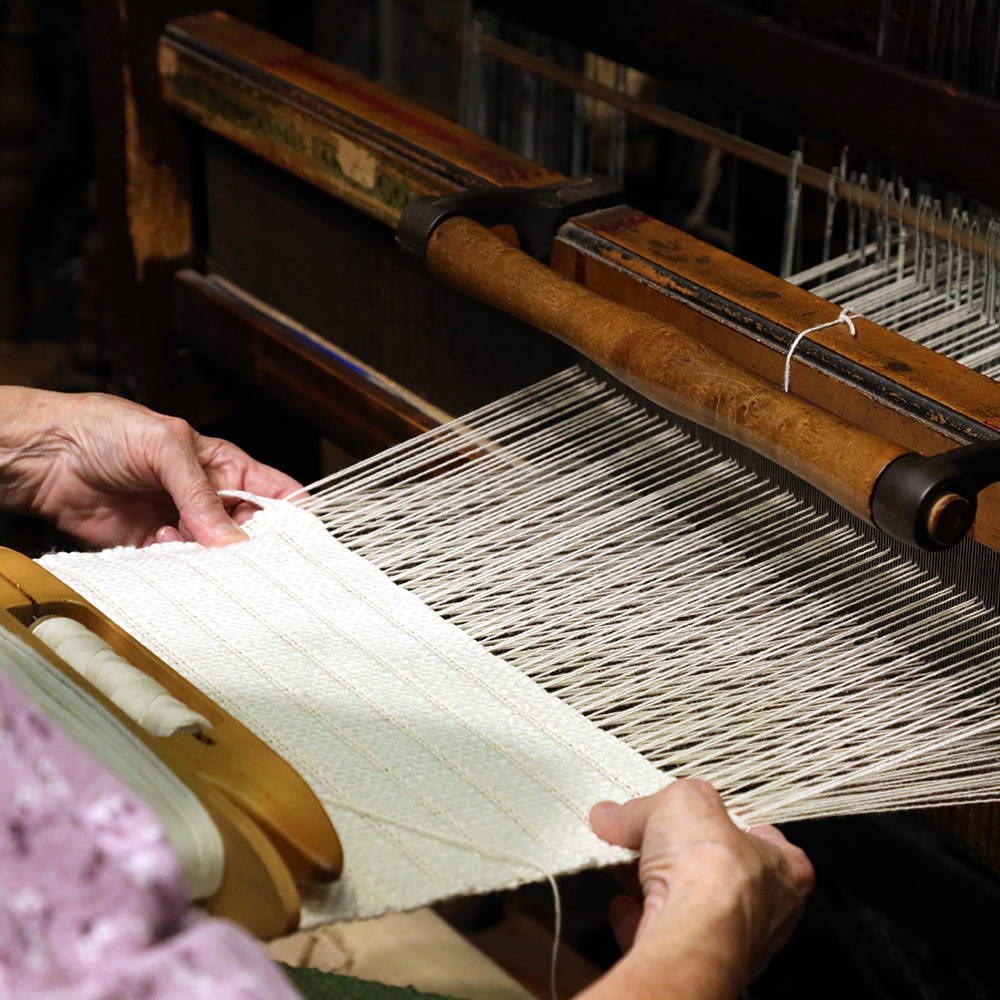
<box><xmin>173</xmin><ymin>270</ymin><xmax>447</xmax><ymax>456</ymax></box>
<box><xmin>161</xmin><ymin>12</ymin><xmax>557</xmax><ymax>227</ymax></box>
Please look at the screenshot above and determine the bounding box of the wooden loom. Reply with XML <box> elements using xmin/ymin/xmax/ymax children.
<box><xmin>82</xmin><ymin>3</ymin><xmax>1000</xmax><ymax>878</ymax></box>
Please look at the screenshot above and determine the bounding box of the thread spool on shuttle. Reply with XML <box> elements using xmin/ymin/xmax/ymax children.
<box><xmin>30</xmin><ymin>616</ymin><xmax>211</xmax><ymax>738</ymax></box>
<box><xmin>0</xmin><ymin>624</ymin><xmax>224</xmax><ymax>900</ymax></box>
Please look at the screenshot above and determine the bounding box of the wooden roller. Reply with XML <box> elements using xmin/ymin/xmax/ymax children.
<box><xmin>425</xmin><ymin>216</ymin><xmax>971</xmax><ymax>546</ymax></box>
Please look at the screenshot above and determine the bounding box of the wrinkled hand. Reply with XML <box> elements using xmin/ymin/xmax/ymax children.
<box><xmin>0</xmin><ymin>388</ymin><xmax>303</xmax><ymax>549</ymax></box>
<box><xmin>581</xmin><ymin>780</ymin><xmax>814</xmax><ymax>1000</ymax></box>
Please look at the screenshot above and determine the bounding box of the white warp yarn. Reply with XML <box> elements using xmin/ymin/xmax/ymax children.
<box><xmin>38</xmin><ymin>499</ymin><xmax>667</xmax><ymax>924</ymax></box>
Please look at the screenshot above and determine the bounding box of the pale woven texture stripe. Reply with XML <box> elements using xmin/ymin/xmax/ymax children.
<box><xmin>38</xmin><ymin>500</ymin><xmax>666</xmax><ymax>924</ymax></box>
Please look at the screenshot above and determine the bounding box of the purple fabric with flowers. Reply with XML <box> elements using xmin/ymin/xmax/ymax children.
<box><xmin>0</xmin><ymin>668</ymin><xmax>299</xmax><ymax>1000</ymax></box>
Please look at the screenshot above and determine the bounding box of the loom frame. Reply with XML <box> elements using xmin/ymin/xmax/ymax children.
<box><xmin>83</xmin><ymin>0</ymin><xmax>1000</xmax><ymax>874</ymax></box>
<box><xmin>157</xmin><ymin>12</ymin><xmax>1000</xmax><ymax>547</ymax></box>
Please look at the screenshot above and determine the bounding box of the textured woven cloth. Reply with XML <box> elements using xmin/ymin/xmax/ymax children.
<box><xmin>39</xmin><ymin>499</ymin><xmax>666</xmax><ymax>924</ymax></box>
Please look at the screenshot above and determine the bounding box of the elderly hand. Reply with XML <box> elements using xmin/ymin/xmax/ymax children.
<box><xmin>0</xmin><ymin>387</ymin><xmax>303</xmax><ymax>549</ymax></box>
<box><xmin>580</xmin><ymin>780</ymin><xmax>813</xmax><ymax>1000</ymax></box>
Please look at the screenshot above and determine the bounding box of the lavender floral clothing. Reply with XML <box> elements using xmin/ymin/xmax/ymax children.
<box><xmin>0</xmin><ymin>659</ymin><xmax>299</xmax><ymax>1000</ymax></box>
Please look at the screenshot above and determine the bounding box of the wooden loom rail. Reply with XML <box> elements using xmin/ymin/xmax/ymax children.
<box><xmin>428</xmin><ymin>217</ymin><xmax>906</xmax><ymax>524</ymax></box>
<box><xmin>159</xmin><ymin>12</ymin><xmax>1000</xmax><ymax>549</ymax></box>
<box><xmin>159</xmin><ymin>12</ymin><xmax>559</xmax><ymax>226</ymax></box>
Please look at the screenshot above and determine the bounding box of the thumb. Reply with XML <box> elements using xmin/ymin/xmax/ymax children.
<box><xmin>157</xmin><ymin>439</ymin><xmax>246</xmax><ymax>546</ymax></box>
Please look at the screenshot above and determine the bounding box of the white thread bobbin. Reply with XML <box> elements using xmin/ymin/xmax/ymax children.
<box><xmin>31</xmin><ymin>616</ymin><xmax>210</xmax><ymax>738</ymax></box>
<box><xmin>783</xmin><ymin>307</ymin><xmax>858</xmax><ymax>392</ymax></box>
<box><xmin>0</xmin><ymin>628</ymin><xmax>224</xmax><ymax>900</ymax></box>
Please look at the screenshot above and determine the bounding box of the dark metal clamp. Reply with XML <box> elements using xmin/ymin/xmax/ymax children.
<box><xmin>396</xmin><ymin>175</ymin><xmax>625</xmax><ymax>263</ymax></box>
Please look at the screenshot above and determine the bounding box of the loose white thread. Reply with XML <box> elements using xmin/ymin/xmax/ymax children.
<box><xmin>783</xmin><ymin>308</ymin><xmax>858</xmax><ymax>392</ymax></box>
<box><xmin>325</xmin><ymin>796</ymin><xmax>565</xmax><ymax>1000</ymax></box>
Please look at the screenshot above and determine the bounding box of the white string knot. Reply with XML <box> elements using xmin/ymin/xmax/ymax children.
<box><xmin>783</xmin><ymin>307</ymin><xmax>858</xmax><ymax>393</ymax></box>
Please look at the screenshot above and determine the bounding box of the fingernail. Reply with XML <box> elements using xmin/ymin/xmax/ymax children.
<box><xmin>590</xmin><ymin>801</ymin><xmax>620</xmax><ymax>823</ymax></box>
<box><xmin>215</xmin><ymin>524</ymin><xmax>247</xmax><ymax>544</ymax></box>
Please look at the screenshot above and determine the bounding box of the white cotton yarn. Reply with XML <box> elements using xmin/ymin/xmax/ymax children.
<box><xmin>31</xmin><ymin>615</ymin><xmax>211</xmax><ymax>737</ymax></box>
<box><xmin>31</xmin><ymin>617</ymin><xmax>210</xmax><ymax>738</ymax></box>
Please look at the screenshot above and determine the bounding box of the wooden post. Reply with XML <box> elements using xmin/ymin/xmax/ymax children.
<box><xmin>83</xmin><ymin>0</ymin><xmax>261</xmax><ymax>414</ymax></box>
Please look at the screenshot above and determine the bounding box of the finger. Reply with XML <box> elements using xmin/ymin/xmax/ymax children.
<box><xmin>747</xmin><ymin>824</ymin><xmax>790</xmax><ymax>846</ymax></box>
<box><xmin>246</xmin><ymin>465</ymin><xmax>304</xmax><ymax>500</ymax></box>
<box><xmin>590</xmin><ymin>800</ymin><xmax>627</xmax><ymax>844</ymax></box>
<box><xmin>592</xmin><ymin>779</ymin><xmax>734</xmax><ymax>850</ymax></box>
<box><xmin>154</xmin><ymin>525</ymin><xmax>183</xmax><ymax>544</ymax></box>
<box><xmin>231</xmin><ymin>501</ymin><xmax>261</xmax><ymax>526</ymax></box>
<box><xmin>749</xmin><ymin>826</ymin><xmax>815</xmax><ymax>889</ymax></box>
<box><xmin>156</xmin><ymin>435</ymin><xmax>246</xmax><ymax>546</ymax></box>
<box><xmin>632</xmin><ymin>876</ymin><xmax>671</xmax><ymax>945</ymax></box>
<box><xmin>608</xmin><ymin>894</ymin><xmax>642</xmax><ymax>953</ymax></box>
<box><xmin>197</xmin><ymin>438</ymin><xmax>304</xmax><ymax>500</ymax></box>
<box><xmin>214</xmin><ymin>494</ymin><xmax>263</xmax><ymax>525</ymax></box>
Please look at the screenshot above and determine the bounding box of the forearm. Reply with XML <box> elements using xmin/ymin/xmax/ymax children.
<box><xmin>0</xmin><ymin>386</ymin><xmax>72</xmax><ymax>513</ymax></box>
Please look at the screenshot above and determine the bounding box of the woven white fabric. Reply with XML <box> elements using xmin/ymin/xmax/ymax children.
<box><xmin>38</xmin><ymin>499</ymin><xmax>667</xmax><ymax>924</ymax></box>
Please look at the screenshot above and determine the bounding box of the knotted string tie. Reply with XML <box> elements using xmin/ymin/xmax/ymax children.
<box><xmin>783</xmin><ymin>307</ymin><xmax>858</xmax><ymax>392</ymax></box>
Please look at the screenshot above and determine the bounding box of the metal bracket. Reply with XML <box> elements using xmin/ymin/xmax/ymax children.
<box><xmin>871</xmin><ymin>442</ymin><xmax>1000</xmax><ymax>550</ymax></box>
<box><xmin>396</xmin><ymin>176</ymin><xmax>625</xmax><ymax>263</ymax></box>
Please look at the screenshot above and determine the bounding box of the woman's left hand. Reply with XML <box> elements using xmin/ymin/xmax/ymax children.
<box><xmin>0</xmin><ymin>388</ymin><xmax>303</xmax><ymax>549</ymax></box>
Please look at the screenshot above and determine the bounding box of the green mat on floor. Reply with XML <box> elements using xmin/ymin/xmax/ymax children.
<box><xmin>280</xmin><ymin>963</ymin><xmax>461</xmax><ymax>1000</ymax></box>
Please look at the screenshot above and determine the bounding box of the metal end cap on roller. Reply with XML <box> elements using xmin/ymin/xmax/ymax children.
<box><xmin>870</xmin><ymin>453</ymin><xmax>976</xmax><ymax>551</ymax></box>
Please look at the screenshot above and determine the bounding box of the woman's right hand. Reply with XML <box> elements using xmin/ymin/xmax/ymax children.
<box><xmin>579</xmin><ymin>779</ymin><xmax>814</xmax><ymax>1000</ymax></box>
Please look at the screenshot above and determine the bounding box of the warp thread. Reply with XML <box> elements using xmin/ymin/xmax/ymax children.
<box><xmin>783</xmin><ymin>307</ymin><xmax>858</xmax><ymax>392</ymax></box>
